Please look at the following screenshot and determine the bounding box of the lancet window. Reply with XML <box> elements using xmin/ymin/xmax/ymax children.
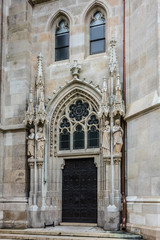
<box><xmin>55</xmin><ymin>20</ymin><xmax>69</xmax><ymax>61</ymax></box>
<box><xmin>59</xmin><ymin>99</ymin><xmax>99</xmax><ymax>151</ymax></box>
<box><xmin>90</xmin><ymin>11</ymin><xmax>105</xmax><ymax>55</ymax></box>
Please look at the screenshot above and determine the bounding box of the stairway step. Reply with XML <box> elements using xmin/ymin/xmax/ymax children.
<box><xmin>0</xmin><ymin>227</ymin><xmax>142</xmax><ymax>240</ymax></box>
<box><xmin>0</xmin><ymin>234</ymin><xmax>142</xmax><ymax>240</ymax></box>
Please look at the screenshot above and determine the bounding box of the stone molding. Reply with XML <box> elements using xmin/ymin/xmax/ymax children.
<box><xmin>0</xmin><ymin>124</ymin><xmax>26</xmax><ymax>132</ymax></box>
<box><xmin>127</xmin><ymin>196</ymin><xmax>160</xmax><ymax>203</ymax></box>
<box><xmin>28</xmin><ymin>0</ymin><xmax>51</xmax><ymax>6</ymax></box>
<box><xmin>125</xmin><ymin>91</ymin><xmax>160</xmax><ymax>121</ymax></box>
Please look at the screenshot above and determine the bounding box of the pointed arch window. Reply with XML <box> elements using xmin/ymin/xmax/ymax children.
<box><xmin>73</xmin><ymin>125</ymin><xmax>84</xmax><ymax>149</ymax></box>
<box><xmin>90</xmin><ymin>11</ymin><xmax>105</xmax><ymax>55</ymax></box>
<box><xmin>59</xmin><ymin>99</ymin><xmax>99</xmax><ymax>151</ymax></box>
<box><xmin>59</xmin><ymin>118</ymin><xmax>70</xmax><ymax>150</ymax></box>
<box><xmin>87</xmin><ymin>115</ymin><xmax>99</xmax><ymax>148</ymax></box>
<box><xmin>55</xmin><ymin>20</ymin><xmax>69</xmax><ymax>61</ymax></box>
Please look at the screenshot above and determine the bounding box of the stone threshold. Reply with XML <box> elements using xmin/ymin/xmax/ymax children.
<box><xmin>59</xmin><ymin>223</ymin><xmax>97</xmax><ymax>227</ymax></box>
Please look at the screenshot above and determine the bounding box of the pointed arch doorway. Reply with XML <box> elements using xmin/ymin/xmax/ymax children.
<box><xmin>62</xmin><ymin>157</ymin><xmax>97</xmax><ymax>223</ymax></box>
<box><xmin>47</xmin><ymin>80</ymin><xmax>102</xmax><ymax>225</ymax></box>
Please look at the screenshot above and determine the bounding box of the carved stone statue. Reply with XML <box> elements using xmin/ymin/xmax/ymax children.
<box><xmin>113</xmin><ymin>119</ymin><xmax>123</xmax><ymax>154</ymax></box>
<box><xmin>36</xmin><ymin>127</ymin><xmax>45</xmax><ymax>159</ymax></box>
<box><xmin>27</xmin><ymin>128</ymin><xmax>35</xmax><ymax>158</ymax></box>
<box><xmin>102</xmin><ymin>120</ymin><xmax>110</xmax><ymax>157</ymax></box>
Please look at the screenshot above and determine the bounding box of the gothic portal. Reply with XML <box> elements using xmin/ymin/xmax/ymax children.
<box><xmin>1</xmin><ymin>1</ymin><xmax>160</xmax><ymax>239</ymax></box>
<box><xmin>24</xmin><ymin>41</ymin><xmax>125</xmax><ymax>230</ymax></box>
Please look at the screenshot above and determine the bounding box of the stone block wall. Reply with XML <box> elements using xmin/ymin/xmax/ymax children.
<box><xmin>0</xmin><ymin>0</ymin><xmax>32</xmax><ymax>228</ymax></box>
<box><xmin>31</xmin><ymin>0</ymin><xmax>123</xmax><ymax>99</ymax></box>
<box><xmin>126</xmin><ymin>0</ymin><xmax>160</xmax><ymax>238</ymax></box>
<box><xmin>0</xmin><ymin>0</ymin><xmax>124</xmax><ymax>229</ymax></box>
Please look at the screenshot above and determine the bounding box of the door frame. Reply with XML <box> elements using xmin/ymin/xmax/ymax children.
<box><xmin>55</xmin><ymin>153</ymin><xmax>103</xmax><ymax>225</ymax></box>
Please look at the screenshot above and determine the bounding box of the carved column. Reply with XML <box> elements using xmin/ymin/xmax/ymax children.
<box><xmin>36</xmin><ymin>160</ymin><xmax>43</xmax><ymax>207</ymax></box>
<box><xmin>114</xmin><ymin>157</ymin><xmax>121</xmax><ymax>209</ymax></box>
<box><xmin>37</xmin><ymin>160</ymin><xmax>43</xmax><ymax>192</ymax></box>
<box><xmin>28</xmin><ymin>159</ymin><xmax>35</xmax><ymax>206</ymax></box>
<box><xmin>99</xmin><ymin>40</ymin><xmax>125</xmax><ymax>231</ymax></box>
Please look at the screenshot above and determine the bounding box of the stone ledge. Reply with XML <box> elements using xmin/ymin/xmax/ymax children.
<box><xmin>125</xmin><ymin>91</ymin><xmax>160</xmax><ymax>121</ymax></box>
<box><xmin>127</xmin><ymin>223</ymin><xmax>160</xmax><ymax>240</ymax></box>
<box><xmin>0</xmin><ymin>124</ymin><xmax>25</xmax><ymax>132</ymax></box>
<box><xmin>127</xmin><ymin>196</ymin><xmax>160</xmax><ymax>203</ymax></box>
<box><xmin>0</xmin><ymin>198</ymin><xmax>28</xmax><ymax>203</ymax></box>
<box><xmin>28</xmin><ymin>0</ymin><xmax>51</xmax><ymax>6</ymax></box>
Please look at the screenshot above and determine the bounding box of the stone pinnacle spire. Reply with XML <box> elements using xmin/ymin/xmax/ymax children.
<box><xmin>108</xmin><ymin>39</ymin><xmax>119</xmax><ymax>76</ymax></box>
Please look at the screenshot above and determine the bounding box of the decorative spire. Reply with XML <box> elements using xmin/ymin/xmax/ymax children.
<box><xmin>98</xmin><ymin>77</ymin><xmax>110</xmax><ymax>118</ymax></box>
<box><xmin>115</xmin><ymin>74</ymin><xmax>122</xmax><ymax>101</ymax></box>
<box><xmin>36</xmin><ymin>53</ymin><xmax>44</xmax><ymax>102</ymax></box>
<box><xmin>25</xmin><ymin>87</ymin><xmax>35</xmax><ymax>125</ymax></box>
<box><xmin>36</xmin><ymin>53</ymin><xmax>44</xmax><ymax>85</ymax></box>
<box><xmin>70</xmin><ymin>60</ymin><xmax>81</xmax><ymax>79</ymax></box>
<box><xmin>102</xmin><ymin>77</ymin><xmax>108</xmax><ymax>105</ymax></box>
<box><xmin>112</xmin><ymin>74</ymin><xmax>125</xmax><ymax>117</ymax></box>
<box><xmin>34</xmin><ymin>53</ymin><xmax>46</xmax><ymax>124</ymax></box>
<box><xmin>36</xmin><ymin>90</ymin><xmax>47</xmax><ymax>124</ymax></box>
<box><xmin>108</xmin><ymin>39</ymin><xmax>119</xmax><ymax>76</ymax></box>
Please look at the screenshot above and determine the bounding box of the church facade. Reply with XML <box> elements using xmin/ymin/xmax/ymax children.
<box><xmin>0</xmin><ymin>0</ymin><xmax>160</xmax><ymax>239</ymax></box>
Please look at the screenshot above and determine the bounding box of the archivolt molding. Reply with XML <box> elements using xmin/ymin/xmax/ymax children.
<box><xmin>46</xmin><ymin>9</ymin><xmax>72</xmax><ymax>32</ymax></box>
<box><xmin>46</xmin><ymin>78</ymin><xmax>102</xmax><ymax>117</ymax></box>
<box><xmin>48</xmin><ymin>86</ymin><xmax>101</xmax><ymax>156</ymax></box>
<box><xmin>81</xmin><ymin>0</ymin><xmax>111</xmax><ymax>23</ymax></box>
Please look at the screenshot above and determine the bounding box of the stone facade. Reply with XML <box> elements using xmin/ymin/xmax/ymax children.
<box><xmin>0</xmin><ymin>0</ymin><xmax>160</xmax><ymax>239</ymax></box>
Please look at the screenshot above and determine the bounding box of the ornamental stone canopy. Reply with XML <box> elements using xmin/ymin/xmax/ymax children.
<box><xmin>28</xmin><ymin>0</ymin><xmax>51</xmax><ymax>5</ymax></box>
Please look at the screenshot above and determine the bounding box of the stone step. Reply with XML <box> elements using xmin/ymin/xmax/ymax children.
<box><xmin>0</xmin><ymin>229</ymin><xmax>142</xmax><ymax>240</ymax></box>
<box><xmin>0</xmin><ymin>234</ymin><xmax>142</xmax><ymax>240</ymax></box>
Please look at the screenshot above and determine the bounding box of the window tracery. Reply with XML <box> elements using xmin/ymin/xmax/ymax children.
<box><xmin>59</xmin><ymin>98</ymin><xmax>99</xmax><ymax>151</ymax></box>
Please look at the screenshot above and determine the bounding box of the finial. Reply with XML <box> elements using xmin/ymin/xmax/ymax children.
<box><xmin>70</xmin><ymin>60</ymin><xmax>81</xmax><ymax>79</ymax></box>
<box><xmin>102</xmin><ymin>76</ymin><xmax>107</xmax><ymax>91</ymax></box>
<box><xmin>37</xmin><ymin>53</ymin><xmax>43</xmax><ymax>78</ymax></box>
<box><xmin>25</xmin><ymin>86</ymin><xmax>35</xmax><ymax>126</ymax></box>
<box><xmin>108</xmin><ymin>39</ymin><xmax>118</xmax><ymax>76</ymax></box>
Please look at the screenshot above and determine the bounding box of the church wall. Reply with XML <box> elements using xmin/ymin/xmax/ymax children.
<box><xmin>31</xmin><ymin>0</ymin><xmax>124</xmax><ymax>100</ymax></box>
<box><xmin>0</xmin><ymin>0</ymin><xmax>32</xmax><ymax>228</ymax></box>
<box><xmin>126</xmin><ymin>0</ymin><xmax>160</xmax><ymax>238</ymax></box>
<box><xmin>28</xmin><ymin>0</ymin><xmax>124</xmax><ymax>229</ymax></box>
<box><xmin>0</xmin><ymin>0</ymin><xmax>126</xmax><ymax>229</ymax></box>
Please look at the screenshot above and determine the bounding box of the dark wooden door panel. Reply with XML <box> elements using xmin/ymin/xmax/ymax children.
<box><xmin>62</xmin><ymin>158</ymin><xmax>97</xmax><ymax>223</ymax></box>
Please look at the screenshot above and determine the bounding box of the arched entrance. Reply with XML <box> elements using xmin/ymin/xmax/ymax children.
<box><xmin>46</xmin><ymin>80</ymin><xmax>102</xmax><ymax>225</ymax></box>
